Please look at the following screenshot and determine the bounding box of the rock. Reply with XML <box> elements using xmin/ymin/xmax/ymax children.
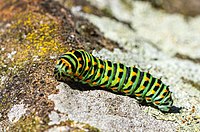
<box><xmin>1</xmin><ymin>0</ymin><xmax>200</xmax><ymax>131</ymax></box>
<box><xmin>148</xmin><ymin>0</ymin><xmax>200</xmax><ymax>16</ymax></box>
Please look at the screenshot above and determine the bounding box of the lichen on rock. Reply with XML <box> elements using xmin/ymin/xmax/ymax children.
<box><xmin>1</xmin><ymin>0</ymin><xmax>200</xmax><ymax>131</ymax></box>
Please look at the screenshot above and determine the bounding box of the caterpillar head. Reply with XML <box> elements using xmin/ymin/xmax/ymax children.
<box><xmin>54</xmin><ymin>58</ymin><xmax>74</xmax><ymax>81</ymax></box>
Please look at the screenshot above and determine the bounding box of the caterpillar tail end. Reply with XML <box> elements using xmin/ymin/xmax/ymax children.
<box><xmin>157</xmin><ymin>95</ymin><xmax>173</xmax><ymax>112</ymax></box>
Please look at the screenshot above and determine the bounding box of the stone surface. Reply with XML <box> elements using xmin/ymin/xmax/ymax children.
<box><xmin>148</xmin><ymin>0</ymin><xmax>200</xmax><ymax>16</ymax></box>
<box><xmin>7</xmin><ymin>104</ymin><xmax>27</xmax><ymax>123</ymax></box>
<box><xmin>49</xmin><ymin>83</ymin><xmax>177</xmax><ymax>131</ymax></box>
<box><xmin>48</xmin><ymin>0</ymin><xmax>200</xmax><ymax>131</ymax></box>
<box><xmin>85</xmin><ymin>1</ymin><xmax>200</xmax><ymax>58</ymax></box>
<box><xmin>1</xmin><ymin>0</ymin><xmax>200</xmax><ymax>131</ymax></box>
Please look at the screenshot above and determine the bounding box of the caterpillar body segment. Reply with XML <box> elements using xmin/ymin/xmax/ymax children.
<box><xmin>54</xmin><ymin>50</ymin><xmax>173</xmax><ymax>112</ymax></box>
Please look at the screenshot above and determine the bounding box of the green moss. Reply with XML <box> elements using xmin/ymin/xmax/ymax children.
<box><xmin>9</xmin><ymin>114</ymin><xmax>49</xmax><ymax>132</ymax></box>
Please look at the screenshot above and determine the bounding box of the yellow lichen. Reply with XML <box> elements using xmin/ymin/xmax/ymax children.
<box><xmin>9</xmin><ymin>114</ymin><xmax>47</xmax><ymax>132</ymax></box>
<box><xmin>14</xmin><ymin>12</ymin><xmax>65</xmax><ymax>62</ymax></box>
<box><xmin>0</xmin><ymin>10</ymin><xmax>68</xmax><ymax>92</ymax></box>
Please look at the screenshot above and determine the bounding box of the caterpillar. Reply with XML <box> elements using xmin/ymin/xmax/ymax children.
<box><xmin>54</xmin><ymin>49</ymin><xmax>173</xmax><ymax>112</ymax></box>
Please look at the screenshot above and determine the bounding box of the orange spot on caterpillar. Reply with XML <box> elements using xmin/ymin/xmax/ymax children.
<box><xmin>135</xmin><ymin>94</ymin><xmax>141</xmax><ymax>97</ymax></box>
<box><xmin>117</xmin><ymin>78</ymin><xmax>121</xmax><ymax>82</ymax></box>
<box><xmin>154</xmin><ymin>101</ymin><xmax>160</xmax><ymax>105</ymax></box>
<box><xmin>74</xmin><ymin>73</ymin><xmax>79</xmax><ymax>76</ymax></box>
<box><xmin>119</xmin><ymin>68</ymin><xmax>123</xmax><ymax>72</ymax></box>
<box><xmin>79</xmin><ymin>76</ymin><xmax>83</xmax><ymax>79</ymax></box>
<box><xmin>64</xmin><ymin>63</ymin><xmax>69</xmax><ymax>67</ymax></box>
<box><xmin>68</xmin><ymin>72</ymin><xmax>73</xmax><ymax>75</ymax></box>
<box><xmin>105</xmin><ymin>76</ymin><xmax>109</xmax><ymax>81</ymax></box>
<box><xmin>146</xmin><ymin>97</ymin><xmax>151</xmax><ymax>101</ymax></box>
<box><xmin>85</xmin><ymin>66</ymin><xmax>89</xmax><ymax>70</ymax></box>
<box><xmin>111</xmin><ymin>87</ymin><xmax>117</xmax><ymax>90</ymax></box>
<box><xmin>92</xmin><ymin>82</ymin><xmax>97</xmax><ymax>85</ymax></box>
<box><xmin>160</xmin><ymin>95</ymin><xmax>164</xmax><ymax>98</ymax></box>
<box><xmin>151</xmin><ymin>90</ymin><xmax>156</xmax><ymax>94</ymax></box>
<box><xmin>141</xmin><ymin>86</ymin><xmax>145</xmax><ymax>90</ymax></box>
<box><xmin>100</xmin><ymin>85</ymin><xmax>106</xmax><ymax>88</ymax></box>
<box><xmin>85</xmin><ymin>80</ymin><xmax>90</xmax><ymax>83</ymax></box>
<box><xmin>60</xmin><ymin>58</ymin><xmax>70</xmax><ymax>66</ymax></box>
<box><xmin>107</xmin><ymin>66</ymin><xmax>112</xmax><ymax>70</ymax></box>
<box><xmin>145</xmin><ymin>77</ymin><xmax>149</xmax><ymax>81</ymax></box>
<box><xmin>129</xmin><ymin>81</ymin><xmax>133</xmax><ymax>85</ymax></box>
<box><xmin>97</xmin><ymin>73</ymin><xmax>101</xmax><ymax>77</ymax></box>
<box><xmin>91</xmin><ymin>70</ymin><xmax>94</xmax><ymax>75</ymax></box>
<box><xmin>163</xmin><ymin>89</ymin><xmax>168</xmax><ymax>92</ymax></box>
<box><xmin>155</xmin><ymin>83</ymin><xmax>160</xmax><ymax>87</ymax></box>
<box><xmin>100</xmin><ymin>64</ymin><xmax>104</xmax><ymax>68</ymax></box>
<box><xmin>132</xmin><ymin>72</ymin><xmax>137</xmax><ymax>76</ymax></box>
<box><xmin>123</xmin><ymin>90</ymin><xmax>129</xmax><ymax>93</ymax></box>
<box><xmin>78</xmin><ymin>58</ymin><xmax>82</xmax><ymax>61</ymax></box>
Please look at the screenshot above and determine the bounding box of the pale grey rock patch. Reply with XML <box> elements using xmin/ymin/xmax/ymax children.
<box><xmin>48</xmin><ymin>126</ymin><xmax>70</xmax><ymax>132</ymax></box>
<box><xmin>85</xmin><ymin>0</ymin><xmax>200</xmax><ymax>58</ymax></box>
<box><xmin>7</xmin><ymin>104</ymin><xmax>27</xmax><ymax>123</ymax></box>
<box><xmin>49</xmin><ymin>83</ymin><xmax>177</xmax><ymax>131</ymax></box>
<box><xmin>88</xmin><ymin>0</ymin><xmax>134</xmax><ymax>23</ymax></box>
<box><xmin>48</xmin><ymin>111</ymin><xmax>68</xmax><ymax>125</ymax></box>
<box><xmin>0</xmin><ymin>76</ymin><xmax>7</xmax><ymax>86</ymax></box>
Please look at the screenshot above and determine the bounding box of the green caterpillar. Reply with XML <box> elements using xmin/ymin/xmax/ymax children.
<box><xmin>54</xmin><ymin>49</ymin><xmax>173</xmax><ymax>112</ymax></box>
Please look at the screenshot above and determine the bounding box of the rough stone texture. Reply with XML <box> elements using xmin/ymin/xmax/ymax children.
<box><xmin>48</xmin><ymin>126</ymin><xmax>71</xmax><ymax>132</ymax></box>
<box><xmin>47</xmin><ymin>0</ymin><xmax>200</xmax><ymax>131</ymax></box>
<box><xmin>7</xmin><ymin>104</ymin><xmax>27</xmax><ymax>123</ymax></box>
<box><xmin>147</xmin><ymin>0</ymin><xmax>200</xmax><ymax>16</ymax></box>
<box><xmin>48</xmin><ymin>111</ymin><xmax>68</xmax><ymax>125</ymax></box>
<box><xmin>84</xmin><ymin>1</ymin><xmax>200</xmax><ymax>58</ymax></box>
<box><xmin>49</xmin><ymin>83</ymin><xmax>177</xmax><ymax>131</ymax></box>
<box><xmin>1</xmin><ymin>0</ymin><xmax>200</xmax><ymax>131</ymax></box>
